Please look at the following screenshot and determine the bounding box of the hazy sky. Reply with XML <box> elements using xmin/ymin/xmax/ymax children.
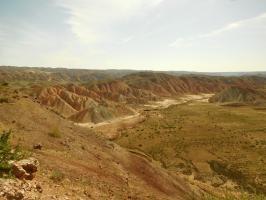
<box><xmin>0</xmin><ymin>0</ymin><xmax>266</xmax><ymax>72</ymax></box>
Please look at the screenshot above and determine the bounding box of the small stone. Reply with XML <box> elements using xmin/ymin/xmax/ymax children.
<box><xmin>36</xmin><ymin>184</ymin><xmax>43</xmax><ymax>193</ymax></box>
<box><xmin>33</xmin><ymin>143</ymin><xmax>43</xmax><ymax>150</ymax></box>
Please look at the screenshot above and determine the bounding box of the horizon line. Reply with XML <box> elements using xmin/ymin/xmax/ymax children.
<box><xmin>0</xmin><ymin>65</ymin><xmax>265</xmax><ymax>73</ymax></box>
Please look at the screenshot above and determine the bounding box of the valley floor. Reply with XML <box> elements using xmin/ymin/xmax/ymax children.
<box><xmin>115</xmin><ymin>98</ymin><xmax>266</xmax><ymax>197</ymax></box>
<box><xmin>77</xmin><ymin>94</ymin><xmax>213</xmax><ymax>139</ymax></box>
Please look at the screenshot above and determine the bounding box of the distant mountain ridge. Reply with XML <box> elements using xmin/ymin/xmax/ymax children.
<box><xmin>167</xmin><ymin>71</ymin><xmax>266</xmax><ymax>77</ymax></box>
<box><xmin>1</xmin><ymin>66</ymin><xmax>266</xmax><ymax>84</ymax></box>
<box><xmin>0</xmin><ymin>66</ymin><xmax>134</xmax><ymax>83</ymax></box>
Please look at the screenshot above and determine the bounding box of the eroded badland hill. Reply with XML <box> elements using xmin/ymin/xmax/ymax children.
<box><xmin>0</xmin><ymin>66</ymin><xmax>266</xmax><ymax>200</ymax></box>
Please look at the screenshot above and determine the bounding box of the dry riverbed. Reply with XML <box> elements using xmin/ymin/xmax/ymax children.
<box><xmin>76</xmin><ymin>94</ymin><xmax>213</xmax><ymax>139</ymax></box>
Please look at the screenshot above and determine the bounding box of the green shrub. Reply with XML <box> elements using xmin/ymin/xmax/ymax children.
<box><xmin>50</xmin><ymin>170</ymin><xmax>65</xmax><ymax>182</ymax></box>
<box><xmin>0</xmin><ymin>130</ymin><xmax>25</xmax><ymax>177</ymax></box>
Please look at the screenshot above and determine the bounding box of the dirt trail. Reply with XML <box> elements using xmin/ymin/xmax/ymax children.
<box><xmin>76</xmin><ymin>94</ymin><xmax>213</xmax><ymax>139</ymax></box>
<box><xmin>77</xmin><ymin>112</ymin><xmax>141</xmax><ymax>129</ymax></box>
<box><xmin>144</xmin><ymin>94</ymin><xmax>213</xmax><ymax>109</ymax></box>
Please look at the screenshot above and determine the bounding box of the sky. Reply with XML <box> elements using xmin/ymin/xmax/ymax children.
<box><xmin>0</xmin><ymin>0</ymin><xmax>266</xmax><ymax>72</ymax></box>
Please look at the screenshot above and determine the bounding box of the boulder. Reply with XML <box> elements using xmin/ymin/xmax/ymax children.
<box><xmin>11</xmin><ymin>157</ymin><xmax>39</xmax><ymax>180</ymax></box>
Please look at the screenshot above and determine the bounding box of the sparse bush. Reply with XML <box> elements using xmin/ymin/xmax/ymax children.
<box><xmin>1</xmin><ymin>82</ymin><xmax>9</xmax><ymax>86</ymax></box>
<box><xmin>0</xmin><ymin>130</ymin><xmax>25</xmax><ymax>177</ymax></box>
<box><xmin>50</xmin><ymin>170</ymin><xmax>65</xmax><ymax>182</ymax></box>
<box><xmin>0</xmin><ymin>97</ymin><xmax>9</xmax><ymax>104</ymax></box>
<box><xmin>48</xmin><ymin>127</ymin><xmax>61</xmax><ymax>138</ymax></box>
<box><xmin>203</xmin><ymin>192</ymin><xmax>266</xmax><ymax>200</ymax></box>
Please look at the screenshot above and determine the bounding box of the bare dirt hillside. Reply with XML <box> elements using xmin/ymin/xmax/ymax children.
<box><xmin>123</xmin><ymin>72</ymin><xmax>266</xmax><ymax>97</ymax></box>
<box><xmin>37</xmin><ymin>84</ymin><xmax>134</xmax><ymax>123</ymax></box>
<box><xmin>209</xmin><ymin>86</ymin><xmax>266</xmax><ymax>105</ymax></box>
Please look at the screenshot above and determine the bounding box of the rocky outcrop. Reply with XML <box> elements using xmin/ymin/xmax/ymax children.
<box><xmin>11</xmin><ymin>157</ymin><xmax>39</xmax><ymax>180</ymax></box>
<box><xmin>0</xmin><ymin>179</ymin><xmax>42</xmax><ymax>200</ymax></box>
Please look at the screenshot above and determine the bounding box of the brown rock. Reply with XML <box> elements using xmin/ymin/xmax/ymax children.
<box><xmin>33</xmin><ymin>143</ymin><xmax>43</xmax><ymax>150</ymax></box>
<box><xmin>11</xmin><ymin>157</ymin><xmax>39</xmax><ymax>180</ymax></box>
<box><xmin>36</xmin><ymin>184</ymin><xmax>43</xmax><ymax>193</ymax></box>
<box><xmin>0</xmin><ymin>179</ymin><xmax>41</xmax><ymax>200</ymax></box>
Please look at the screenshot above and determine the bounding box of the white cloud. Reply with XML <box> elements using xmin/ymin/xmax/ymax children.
<box><xmin>121</xmin><ymin>35</ymin><xmax>135</xmax><ymax>44</ymax></box>
<box><xmin>169</xmin><ymin>37</ymin><xmax>194</xmax><ymax>47</ymax></box>
<box><xmin>199</xmin><ymin>23</ymin><xmax>241</xmax><ymax>38</ymax></box>
<box><xmin>170</xmin><ymin>12</ymin><xmax>266</xmax><ymax>47</ymax></box>
<box><xmin>56</xmin><ymin>0</ymin><xmax>164</xmax><ymax>44</ymax></box>
<box><xmin>200</xmin><ymin>12</ymin><xmax>266</xmax><ymax>38</ymax></box>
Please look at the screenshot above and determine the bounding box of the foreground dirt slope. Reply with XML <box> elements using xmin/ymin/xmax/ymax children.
<box><xmin>0</xmin><ymin>95</ymin><xmax>197</xmax><ymax>199</ymax></box>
